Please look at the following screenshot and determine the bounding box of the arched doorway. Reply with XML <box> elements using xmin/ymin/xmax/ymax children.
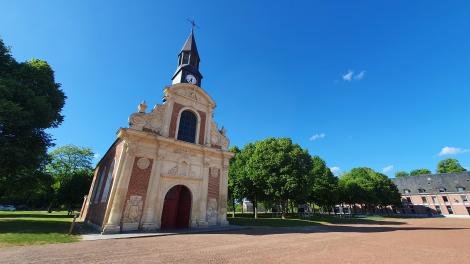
<box><xmin>161</xmin><ymin>185</ymin><xmax>192</xmax><ymax>229</ymax></box>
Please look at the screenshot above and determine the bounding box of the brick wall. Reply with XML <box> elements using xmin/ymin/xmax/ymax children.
<box><xmin>208</xmin><ymin>167</ymin><xmax>220</xmax><ymax>200</ymax></box>
<box><xmin>85</xmin><ymin>141</ymin><xmax>123</xmax><ymax>227</ymax></box>
<box><xmin>169</xmin><ymin>102</ymin><xmax>184</xmax><ymax>139</ymax></box>
<box><xmin>197</xmin><ymin>110</ymin><xmax>206</xmax><ymax>144</ymax></box>
<box><xmin>120</xmin><ymin>157</ymin><xmax>153</xmax><ymax>227</ymax></box>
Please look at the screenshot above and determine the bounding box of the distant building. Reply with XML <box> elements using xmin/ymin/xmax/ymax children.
<box><xmin>392</xmin><ymin>172</ymin><xmax>470</xmax><ymax>217</ymax></box>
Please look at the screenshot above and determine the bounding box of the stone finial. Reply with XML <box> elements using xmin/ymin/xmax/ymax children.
<box><xmin>138</xmin><ymin>101</ymin><xmax>147</xmax><ymax>113</ymax></box>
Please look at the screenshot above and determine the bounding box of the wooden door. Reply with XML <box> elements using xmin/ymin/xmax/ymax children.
<box><xmin>161</xmin><ymin>185</ymin><xmax>191</xmax><ymax>229</ymax></box>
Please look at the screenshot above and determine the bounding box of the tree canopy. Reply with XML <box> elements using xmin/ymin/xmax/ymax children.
<box><xmin>410</xmin><ymin>168</ymin><xmax>432</xmax><ymax>176</ymax></box>
<box><xmin>46</xmin><ymin>145</ymin><xmax>95</xmax><ymax>209</ymax></box>
<box><xmin>395</xmin><ymin>171</ymin><xmax>409</xmax><ymax>177</ymax></box>
<box><xmin>0</xmin><ymin>38</ymin><xmax>66</xmax><ymax>201</ymax></box>
<box><xmin>228</xmin><ymin>138</ymin><xmax>401</xmax><ymax>217</ymax></box>
<box><xmin>309</xmin><ymin>156</ymin><xmax>339</xmax><ymax>210</ymax></box>
<box><xmin>339</xmin><ymin>168</ymin><xmax>401</xmax><ymax>209</ymax></box>
<box><xmin>228</xmin><ymin>138</ymin><xmax>313</xmax><ymax>218</ymax></box>
<box><xmin>437</xmin><ymin>158</ymin><xmax>467</xmax><ymax>174</ymax></box>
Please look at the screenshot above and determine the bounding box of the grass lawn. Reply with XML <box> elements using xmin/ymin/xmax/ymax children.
<box><xmin>0</xmin><ymin>211</ymin><xmax>80</xmax><ymax>248</ymax></box>
<box><xmin>227</xmin><ymin>214</ymin><xmax>389</xmax><ymax>227</ymax></box>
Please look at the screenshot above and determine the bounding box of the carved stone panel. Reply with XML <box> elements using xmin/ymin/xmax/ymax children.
<box><xmin>136</xmin><ymin>157</ymin><xmax>150</xmax><ymax>170</ymax></box>
<box><xmin>122</xmin><ymin>195</ymin><xmax>143</xmax><ymax>224</ymax></box>
<box><xmin>206</xmin><ymin>198</ymin><xmax>218</xmax><ymax>225</ymax></box>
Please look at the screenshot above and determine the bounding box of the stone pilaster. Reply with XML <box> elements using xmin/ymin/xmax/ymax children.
<box><xmin>218</xmin><ymin>157</ymin><xmax>229</xmax><ymax>226</ymax></box>
<box><xmin>102</xmin><ymin>142</ymin><xmax>136</xmax><ymax>234</ymax></box>
<box><xmin>141</xmin><ymin>147</ymin><xmax>166</xmax><ymax>230</ymax></box>
<box><xmin>198</xmin><ymin>155</ymin><xmax>210</xmax><ymax>227</ymax></box>
<box><xmin>161</xmin><ymin>99</ymin><xmax>174</xmax><ymax>137</ymax></box>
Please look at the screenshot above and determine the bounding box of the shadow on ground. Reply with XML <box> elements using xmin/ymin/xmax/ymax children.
<box><xmin>0</xmin><ymin>213</ymin><xmax>72</xmax><ymax>219</ymax></box>
<box><xmin>212</xmin><ymin>225</ymin><xmax>470</xmax><ymax>236</ymax></box>
<box><xmin>0</xmin><ymin>219</ymin><xmax>71</xmax><ymax>234</ymax></box>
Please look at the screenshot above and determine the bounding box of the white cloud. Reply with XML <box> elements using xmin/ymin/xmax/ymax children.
<box><xmin>342</xmin><ymin>70</ymin><xmax>366</xmax><ymax>82</ymax></box>
<box><xmin>382</xmin><ymin>165</ymin><xmax>394</xmax><ymax>174</ymax></box>
<box><xmin>309</xmin><ymin>133</ymin><xmax>325</xmax><ymax>141</ymax></box>
<box><xmin>342</xmin><ymin>70</ymin><xmax>353</xmax><ymax>81</ymax></box>
<box><xmin>438</xmin><ymin>146</ymin><xmax>469</xmax><ymax>156</ymax></box>
<box><xmin>93</xmin><ymin>153</ymin><xmax>101</xmax><ymax>159</ymax></box>
<box><xmin>330</xmin><ymin>167</ymin><xmax>342</xmax><ymax>176</ymax></box>
<box><xmin>354</xmin><ymin>71</ymin><xmax>366</xmax><ymax>80</ymax></box>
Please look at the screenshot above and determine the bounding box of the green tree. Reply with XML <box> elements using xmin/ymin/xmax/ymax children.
<box><xmin>309</xmin><ymin>156</ymin><xmax>339</xmax><ymax>213</ymax></box>
<box><xmin>252</xmin><ymin>138</ymin><xmax>313</xmax><ymax>218</ymax></box>
<box><xmin>227</xmin><ymin>146</ymin><xmax>241</xmax><ymax>217</ymax></box>
<box><xmin>0</xmin><ymin>38</ymin><xmax>66</xmax><ymax>202</ymax></box>
<box><xmin>228</xmin><ymin>142</ymin><xmax>266</xmax><ymax>218</ymax></box>
<box><xmin>228</xmin><ymin>138</ymin><xmax>313</xmax><ymax>218</ymax></box>
<box><xmin>339</xmin><ymin>168</ymin><xmax>400</xmax><ymax>214</ymax></box>
<box><xmin>46</xmin><ymin>145</ymin><xmax>94</xmax><ymax>210</ymax></box>
<box><xmin>410</xmin><ymin>168</ymin><xmax>432</xmax><ymax>176</ymax></box>
<box><xmin>437</xmin><ymin>159</ymin><xmax>467</xmax><ymax>174</ymax></box>
<box><xmin>395</xmin><ymin>171</ymin><xmax>409</xmax><ymax>177</ymax></box>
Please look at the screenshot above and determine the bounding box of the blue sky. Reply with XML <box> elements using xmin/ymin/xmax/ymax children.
<box><xmin>2</xmin><ymin>1</ymin><xmax>470</xmax><ymax>177</ymax></box>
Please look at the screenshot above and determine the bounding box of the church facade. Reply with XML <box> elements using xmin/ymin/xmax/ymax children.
<box><xmin>80</xmin><ymin>30</ymin><xmax>233</xmax><ymax>233</ymax></box>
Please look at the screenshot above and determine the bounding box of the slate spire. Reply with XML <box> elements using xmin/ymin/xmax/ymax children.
<box><xmin>172</xmin><ymin>27</ymin><xmax>203</xmax><ymax>86</ymax></box>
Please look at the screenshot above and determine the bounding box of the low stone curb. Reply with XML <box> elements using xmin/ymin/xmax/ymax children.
<box><xmin>81</xmin><ymin>225</ymin><xmax>248</xmax><ymax>241</ymax></box>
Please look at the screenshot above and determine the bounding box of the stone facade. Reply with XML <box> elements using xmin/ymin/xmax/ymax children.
<box><xmin>80</xmin><ymin>83</ymin><xmax>233</xmax><ymax>233</ymax></box>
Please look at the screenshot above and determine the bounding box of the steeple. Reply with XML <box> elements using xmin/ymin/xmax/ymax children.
<box><xmin>172</xmin><ymin>28</ymin><xmax>203</xmax><ymax>86</ymax></box>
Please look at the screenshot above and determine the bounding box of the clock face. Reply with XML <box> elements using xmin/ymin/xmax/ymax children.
<box><xmin>185</xmin><ymin>74</ymin><xmax>197</xmax><ymax>84</ymax></box>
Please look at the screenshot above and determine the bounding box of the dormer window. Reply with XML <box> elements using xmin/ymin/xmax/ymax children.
<box><xmin>457</xmin><ymin>186</ymin><xmax>466</xmax><ymax>192</ymax></box>
<box><xmin>404</xmin><ymin>189</ymin><xmax>411</xmax><ymax>194</ymax></box>
<box><xmin>418</xmin><ymin>188</ymin><xmax>426</xmax><ymax>193</ymax></box>
<box><xmin>439</xmin><ymin>187</ymin><xmax>447</xmax><ymax>193</ymax></box>
<box><xmin>177</xmin><ymin>110</ymin><xmax>198</xmax><ymax>143</ymax></box>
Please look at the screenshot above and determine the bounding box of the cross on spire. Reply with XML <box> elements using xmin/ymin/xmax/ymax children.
<box><xmin>187</xmin><ymin>18</ymin><xmax>199</xmax><ymax>32</ymax></box>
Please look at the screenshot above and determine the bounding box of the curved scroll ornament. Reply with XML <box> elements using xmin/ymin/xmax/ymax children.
<box><xmin>128</xmin><ymin>101</ymin><xmax>167</xmax><ymax>135</ymax></box>
<box><xmin>210</xmin><ymin>121</ymin><xmax>230</xmax><ymax>150</ymax></box>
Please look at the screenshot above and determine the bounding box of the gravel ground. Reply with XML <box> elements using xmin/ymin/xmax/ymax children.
<box><xmin>1</xmin><ymin>218</ymin><xmax>469</xmax><ymax>264</ymax></box>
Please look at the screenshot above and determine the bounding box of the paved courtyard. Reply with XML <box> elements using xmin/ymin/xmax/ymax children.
<box><xmin>1</xmin><ymin>218</ymin><xmax>469</xmax><ymax>264</ymax></box>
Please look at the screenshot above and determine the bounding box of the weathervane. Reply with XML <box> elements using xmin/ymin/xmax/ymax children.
<box><xmin>187</xmin><ymin>18</ymin><xmax>199</xmax><ymax>32</ymax></box>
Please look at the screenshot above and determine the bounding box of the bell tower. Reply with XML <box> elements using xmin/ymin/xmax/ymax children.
<box><xmin>171</xmin><ymin>28</ymin><xmax>203</xmax><ymax>87</ymax></box>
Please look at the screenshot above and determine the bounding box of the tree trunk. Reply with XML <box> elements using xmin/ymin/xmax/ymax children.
<box><xmin>254</xmin><ymin>196</ymin><xmax>258</xmax><ymax>219</ymax></box>
<box><xmin>281</xmin><ymin>200</ymin><xmax>287</xmax><ymax>219</ymax></box>
<box><xmin>232</xmin><ymin>198</ymin><xmax>236</xmax><ymax>218</ymax></box>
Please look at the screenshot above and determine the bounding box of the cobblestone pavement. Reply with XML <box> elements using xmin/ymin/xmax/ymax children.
<box><xmin>1</xmin><ymin>218</ymin><xmax>470</xmax><ymax>264</ymax></box>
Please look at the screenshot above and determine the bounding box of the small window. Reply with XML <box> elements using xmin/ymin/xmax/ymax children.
<box><xmin>447</xmin><ymin>205</ymin><xmax>454</xmax><ymax>214</ymax></box>
<box><xmin>177</xmin><ymin>110</ymin><xmax>198</xmax><ymax>143</ymax></box>
<box><xmin>435</xmin><ymin>205</ymin><xmax>442</xmax><ymax>214</ymax></box>
<box><xmin>418</xmin><ymin>188</ymin><xmax>426</xmax><ymax>193</ymax></box>
<box><xmin>461</xmin><ymin>195</ymin><xmax>469</xmax><ymax>203</ymax></box>
<box><xmin>432</xmin><ymin>196</ymin><xmax>437</xmax><ymax>204</ymax></box>
<box><xmin>404</xmin><ymin>189</ymin><xmax>411</xmax><ymax>194</ymax></box>
<box><xmin>406</xmin><ymin>197</ymin><xmax>412</xmax><ymax>203</ymax></box>
<box><xmin>442</xmin><ymin>196</ymin><xmax>449</xmax><ymax>202</ymax></box>
<box><xmin>439</xmin><ymin>187</ymin><xmax>447</xmax><ymax>193</ymax></box>
<box><xmin>421</xmin><ymin>197</ymin><xmax>427</xmax><ymax>203</ymax></box>
<box><xmin>182</xmin><ymin>52</ymin><xmax>190</xmax><ymax>64</ymax></box>
<box><xmin>457</xmin><ymin>186</ymin><xmax>466</xmax><ymax>192</ymax></box>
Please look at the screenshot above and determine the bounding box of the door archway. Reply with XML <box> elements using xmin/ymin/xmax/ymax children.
<box><xmin>161</xmin><ymin>185</ymin><xmax>192</xmax><ymax>229</ymax></box>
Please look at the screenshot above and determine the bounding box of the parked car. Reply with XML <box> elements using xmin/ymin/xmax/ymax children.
<box><xmin>0</xmin><ymin>205</ymin><xmax>16</xmax><ymax>211</ymax></box>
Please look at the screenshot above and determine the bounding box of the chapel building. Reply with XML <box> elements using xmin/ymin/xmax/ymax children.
<box><xmin>80</xmin><ymin>29</ymin><xmax>233</xmax><ymax>233</ymax></box>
